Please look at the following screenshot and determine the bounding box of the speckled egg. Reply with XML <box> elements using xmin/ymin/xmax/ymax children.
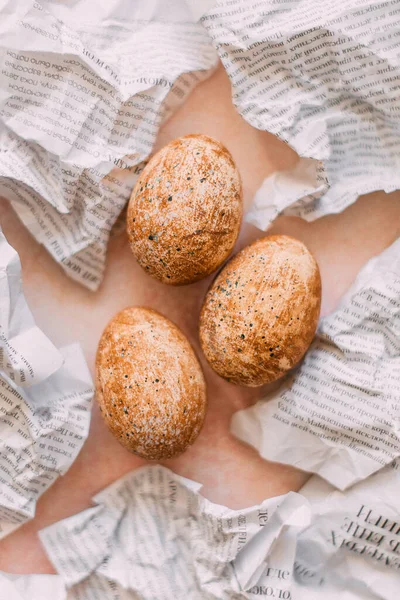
<box><xmin>199</xmin><ymin>235</ymin><xmax>321</xmax><ymax>387</ymax></box>
<box><xmin>96</xmin><ymin>307</ymin><xmax>207</xmax><ymax>459</ymax></box>
<box><xmin>127</xmin><ymin>134</ymin><xmax>243</xmax><ymax>285</ymax></box>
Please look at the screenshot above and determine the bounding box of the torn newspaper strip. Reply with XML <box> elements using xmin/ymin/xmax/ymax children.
<box><xmin>232</xmin><ymin>237</ymin><xmax>400</xmax><ymax>490</ymax></box>
<box><xmin>0</xmin><ymin>0</ymin><xmax>217</xmax><ymax>289</ymax></box>
<box><xmin>0</xmin><ymin>230</ymin><xmax>93</xmax><ymax>539</ymax></box>
<box><xmin>202</xmin><ymin>0</ymin><xmax>400</xmax><ymax>229</ymax></box>
<box><xmin>40</xmin><ymin>464</ymin><xmax>310</xmax><ymax>599</ymax></box>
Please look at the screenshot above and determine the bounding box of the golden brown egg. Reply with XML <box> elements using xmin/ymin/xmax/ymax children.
<box><xmin>199</xmin><ymin>235</ymin><xmax>321</xmax><ymax>387</ymax></box>
<box><xmin>96</xmin><ymin>307</ymin><xmax>207</xmax><ymax>459</ymax></box>
<box><xmin>127</xmin><ymin>134</ymin><xmax>242</xmax><ymax>285</ymax></box>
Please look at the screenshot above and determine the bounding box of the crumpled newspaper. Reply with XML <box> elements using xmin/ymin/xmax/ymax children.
<box><xmin>202</xmin><ymin>0</ymin><xmax>400</xmax><ymax>230</ymax></box>
<box><xmin>38</xmin><ymin>464</ymin><xmax>311</xmax><ymax>599</ymax></box>
<box><xmin>293</xmin><ymin>461</ymin><xmax>400</xmax><ymax>600</ymax></box>
<box><xmin>232</xmin><ymin>236</ymin><xmax>400</xmax><ymax>490</ymax></box>
<box><xmin>0</xmin><ymin>0</ymin><xmax>217</xmax><ymax>289</ymax></box>
<box><xmin>0</xmin><ymin>230</ymin><xmax>93</xmax><ymax>539</ymax></box>
<box><xmin>4</xmin><ymin>461</ymin><xmax>400</xmax><ymax>599</ymax></box>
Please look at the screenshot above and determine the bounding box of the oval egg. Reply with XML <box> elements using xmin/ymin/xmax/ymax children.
<box><xmin>127</xmin><ymin>134</ymin><xmax>242</xmax><ymax>285</ymax></box>
<box><xmin>199</xmin><ymin>235</ymin><xmax>321</xmax><ymax>387</ymax></box>
<box><xmin>96</xmin><ymin>307</ymin><xmax>207</xmax><ymax>459</ymax></box>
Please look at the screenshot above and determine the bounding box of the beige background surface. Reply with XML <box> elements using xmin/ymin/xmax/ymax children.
<box><xmin>0</xmin><ymin>65</ymin><xmax>399</xmax><ymax>574</ymax></box>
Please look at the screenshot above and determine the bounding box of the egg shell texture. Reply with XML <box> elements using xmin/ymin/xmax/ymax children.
<box><xmin>199</xmin><ymin>235</ymin><xmax>322</xmax><ymax>387</ymax></box>
<box><xmin>127</xmin><ymin>134</ymin><xmax>243</xmax><ymax>285</ymax></box>
<box><xmin>96</xmin><ymin>307</ymin><xmax>207</xmax><ymax>459</ymax></box>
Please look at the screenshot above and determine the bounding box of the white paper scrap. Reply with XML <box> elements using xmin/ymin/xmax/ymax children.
<box><xmin>0</xmin><ymin>571</ymin><xmax>67</xmax><ymax>600</ymax></box>
<box><xmin>0</xmin><ymin>230</ymin><xmax>63</xmax><ymax>387</ymax></box>
<box><xmin>246</xmin><ymin>158</ymin><xmax>328</xmax><ymax>231</ymax></box>
<box><xmin>232</xmin><ymin>237</ymin><xmax>400</xmax><ymax>490</ymax></box>
<box><xmin>40</xmin><ymin>464</ymin><xmax>310</xmax><ymax>599</ymax></box>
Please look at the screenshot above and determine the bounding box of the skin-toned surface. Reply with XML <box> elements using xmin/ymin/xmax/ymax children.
<box><xmin>200</xmin><ymin>235</ymin><xmax>321</xmax><ymax>386</ymax></box>
<box><xmin>127</xmin><ymin>134</ymin><xmax>243</xmax><ymax>285</ymax></box>
<box><xmin>96</xmin><ymin>307</ymin><xmax>207</xmax><ymax>459</ymax></box>
<box><xmin>0</xmin><ymin>65</ymin><xmax>399</xmax><ymax>575</ymax></box>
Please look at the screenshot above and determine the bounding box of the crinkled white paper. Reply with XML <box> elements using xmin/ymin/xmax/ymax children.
<box><xmin>202</xmin><ymin>0</ymin><xmax>400</xmax><ymax>229</ymax></box>
<box><xmin>0</xmin><ymin>571</ymin><xmax>67</xmax><ymax>600</ymax></box>
<box><xmin>39</xmin><ymin>464</ymin><xmax>310</xmax><ymax>599</ymax></box>
<box><xmin>0</xmin><ymin>0</ymin><xmax>217</xmax><ymax>289</ymax></box>
<box><xmin>246</xmin><ymin>158</ymin><xmax>328</xmax><ymax>231</ymax></box>
<box><xmin>232</xmin><ymin>237</ymin><xmax>400</xmax><ymax>490</ymax></box>
<box><xmin>293</xmin><ymin>461</ymin><xmax>400</xmax><ymax>600</ymax></box>
<box><xmin>0</xmin><ymin>230</ymin><xmax>62</xmax><ymax>386</ymax></box>
<box><xmin>0</xmin><ymin>230</ymin><xmax>93</xmax><ymax>539</ymax></box>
